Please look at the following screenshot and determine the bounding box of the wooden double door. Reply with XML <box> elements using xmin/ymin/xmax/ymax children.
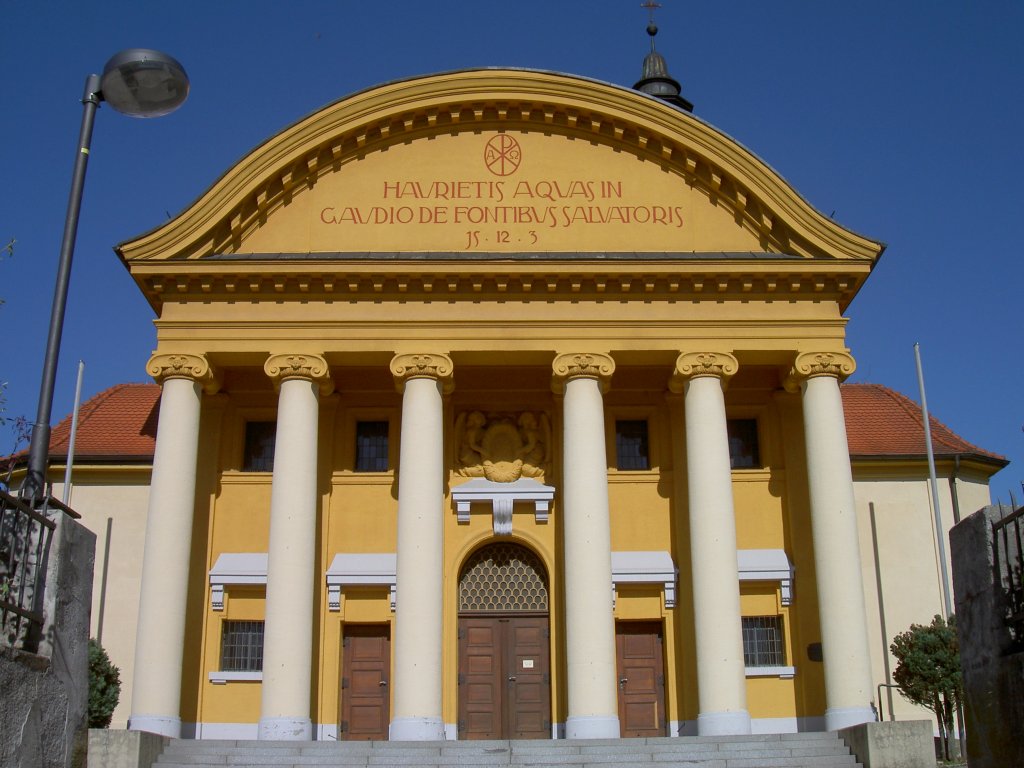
<box><xmin>339</xmin><ymin>624</ymin><xmax>390</xmax><ymax>740</ymax></box>
<box><xmin>458</xmin><ymin>615</ymin><xmax>551</xmax><ymax>739</ymax></box>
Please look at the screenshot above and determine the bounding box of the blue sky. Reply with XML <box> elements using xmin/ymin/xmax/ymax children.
<box><xmin>1</xmin><ymin>1</ymin><xmax>1021</xmax><ymax>503</ymax></box>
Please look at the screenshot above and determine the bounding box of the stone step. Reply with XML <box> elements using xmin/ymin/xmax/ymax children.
<box><xmin>154</xmin><ymin>734</ymin><xmax>862</xmax><ymax>768</ymax></box>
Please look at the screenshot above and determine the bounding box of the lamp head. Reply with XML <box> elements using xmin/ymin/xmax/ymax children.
<box><xmin>100</xmin><ymin>49</ymin><xmax>189</xmax><ymax>118</ymax></box>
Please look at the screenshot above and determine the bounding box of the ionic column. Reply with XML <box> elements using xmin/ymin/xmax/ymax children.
<box><xmin>552</xmin><ymin>353</ymin><xmax>620</xmax><ymax>739</ymax></box>
<box><xmin>130</xmin><ymin>354</ymin><xmax>218</xmax><ymax>738</ymax></box>
<box><xmin>670</xmin><ymin>353</ymin><xmax>751</xmax><ymax>735</ymax></box>
<box><xmin>786</xmin><ymin>352</ymin><xmax>874</xmax><ymax>731</ymax></box>
<box><xmin>388</xmin><ymin>353</ymin><xmax>453</xmax><ymax>741</ymax></box>
<box><xmin>258</xmin><ymin>354</ymin><xmax>332</xmax><ymax>741</ymax></box>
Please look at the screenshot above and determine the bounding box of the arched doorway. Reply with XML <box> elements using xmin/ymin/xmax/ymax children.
<box><xmin>457</xmin><ymin>541</ymin><xmax>551</xmax><ymax>740</ymax></box>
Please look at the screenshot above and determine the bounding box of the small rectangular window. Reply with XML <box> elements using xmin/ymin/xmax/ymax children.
<box><xmin>615</xmin><ymin>419</ymin><xmax>650</xmax><ymax>471</ymax></box>
<box><xmin>242</xmin><ymin>422</ymin><xmax>276</xmax><ymax>472</ymax></box>
<box><xmin>742</xmin><ymin>615</ymin><xmax>785</xmax><ymax>667</ymax></box>
<box><xmin>355</xmin><ymin>421</ymin><xmax>389</xmax><ymax>472</ymax></box>
<box><xmin>220</xmin><ymin>620</ymin><xmax>264</xmax><ymax>671</ymax></box>
<box><xmin>727</xmin><ymin>419</ymin><xmax>760</xmax><ymax>469</ymax></box>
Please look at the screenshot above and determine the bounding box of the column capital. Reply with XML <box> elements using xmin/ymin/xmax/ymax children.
<box><xmin>668</xmin><ymin>352</ymin><xmax>738</xmax><ymax>393</ymax></box>
<box><xmin>390</xmin><ymin>353</ymin><xmax>454</xmax><ymax>394</ymax></box>
<box><xmin>147</xmin><ymin>353</ymin><xmax>220</xmax><ymax>394</ymax></box>
<box><xmin>784</xmin><ymin>351</ymin><xmax>856</xmax><ymax>392</ymax></box>
<box><xmin>551</xmin><ymin>352</ymin><xmax>615</xmax><ymax>394</ymax></box>
<box><xmin>264</xmin><ymin>353</ymin><xmax>334</xmax><ymax>395</ymax></box>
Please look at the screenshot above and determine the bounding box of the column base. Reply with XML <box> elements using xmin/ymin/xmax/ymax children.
<box><xmin>565</xmin><ymin>715</ymin><xmax>620</xmax><ymax>739</ymax></box>
<box><xmin>825</xmin><ymin>705</ymin><xmax>875</xmax><ymax>731</ymax></box>
<box><xmin>389</xmin><ymin>716</ymin><xmax>445</xmax><ymax>741</ymax></box>
<box><xmin>258</xmin><ymin>716</ymin><xmax>313</xmax><ymax>740</ymax></box>
<box><xmin>128</xmin><ymin>714</ymin><xmax>181</xmax><ymax>738</ymax></box>
<box><xmin>697</xmin><ymin>710</ymin><xmax>752</xmax><ymax>736</ymax></box>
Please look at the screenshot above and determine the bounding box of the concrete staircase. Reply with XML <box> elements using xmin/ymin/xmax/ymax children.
<box><xmin>153</xmin><ymin>733</ymin><xmax>862</xmax><ymax>768</ymax></box>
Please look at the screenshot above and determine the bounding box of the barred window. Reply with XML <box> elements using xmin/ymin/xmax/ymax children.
<box><xmin>242</xmin><ymin>422</ymin><xmax>276</xmax><ymax>472</ymax></box>
<box><xmin>220</xmin><ymin>620</ymin><xmax>264</xmax><ymax>671</ymax></box>
<box><xmin>727</xmin><ymin>419</ymin><xmax>760</xmax><ymax>469</ymax></box>
<box><xmin>355</xmin><ymin>421</ymin><xmax>389</xmax><ymax>472</ymax></box>
<box><xmin>615</xmin><ymin>420</ymin><xmax>649</xmax><ymax>470</ymax></box>
<box><xmin>742</xmin><ymin>615</ymin><xmax>785</xmax><ymax>667</ymax></box>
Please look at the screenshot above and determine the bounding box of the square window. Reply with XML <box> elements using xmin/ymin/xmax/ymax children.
<box><xmin>742</xmin><ymin>615</ymin><xmax>785</xmax><ymax>667</ymax></box>
<box><xmin>615</xmin><ymin>419</ymin><xmax>649</xmax><ymax>471</ymax></box>
<box><xmin>220</xmin><ymin>620</ymin><xmax>264</xmax><ymax>671</ymax></box>
<box><xmin>355</xmin><ymin>421</ymin><xmax>389</xmax><ymax>472</ymax></box>
<box><xmin>727</xmin><ymin>419</ymin><xmax>760</xmax><ymax>469</ymax></box>
<box><xmin>242</xmin><ymin>422</ymin><xmax>276</xmax><ymax>472</ymax></box>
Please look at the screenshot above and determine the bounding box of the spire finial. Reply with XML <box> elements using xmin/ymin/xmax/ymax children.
<box><xmin>641</xmin><ymin>1</ymin><xmax>661</xmax><ymax>50</ymax></box>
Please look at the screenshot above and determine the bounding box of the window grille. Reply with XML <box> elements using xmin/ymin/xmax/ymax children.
<box><xmin>459</xmin><ymin>543</ymin><xmax>548</xmax><ymax>612</ymax></box>
<box><xmin>242</xmin><ymin>422</ymin><xmax>276</xmax><ymax>472</ymax></box>
<box><xmin>355</xmin><ymin>421</ymin><xmax>389</xmax><ymax>472</ymax></box>
<box><xmin>220</xmin><ymin>620</ymin><xmax>264</xmax><ymax>671</ymax></box>
<box><xmin>727</xmin><ymin>419</ymin><xmax>760</xmax><ymax>469</ymax></box>
<box><xmin>615</xmin><ymin>419</ymin><xmax>650</xmax><ymax>470</ymax></box>
<box><xmin>742</xmin><ymin>615</ymin><xmax>784</xmax><ymax>667</ymax></box>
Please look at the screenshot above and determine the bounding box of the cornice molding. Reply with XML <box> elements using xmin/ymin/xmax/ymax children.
<box><xmin>669</xmin><ymin>351</ymin><xmax>738</xmax><ymax>393</ymax></box>
<box><xmin>264</xmin><ymin>353</ymin><xmax>334</xmax><ymax>395</ymax></box>
<box><xmin>551</xmin><ymin>352</ymin><xmax>615</xmax><ymax>394</ymax></box>
<box><xmin>146</xmin><ymin>353</ymin><xmax>220</xmax><ymax>393</ymax></box>
<box><xmin>390</xmin><ymin>353</ymin><xmax>455</xmax><ymax>394</ymax></box>
<box><xmin>116</xmin><ymin>70</ymin><xmax>883</xmax><ymax>268</ymax></box>
<box><xmin>784</xmin><ymin>351</ymin><xmax>856</xmax><ymax>392</ymax></box>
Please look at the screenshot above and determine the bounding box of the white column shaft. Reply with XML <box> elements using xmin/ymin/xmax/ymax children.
<box><xmin>562</xmin><ymin>376</ymin><xmax>620</xmax><ymax>739</ymax></box>
<box><xmin>259</xmin><ymin>378</ymin><xmax>320</xmax><ymax>740</ymax></box>
<box><xmin>684</xmin><ymin>376</ymin><xmax>751</xmax><ymax>735</ymax></box>
<box><xmin>801</xmin><ymin>375</ymin><xmax>875</xmax><ymax>730</ymax></box>
<box><xmin>389</xmin><ymin>377</ymin><xmax>446</xmax><ymax>741</ymax></box>
<box><xmin>129</xmin><ymin>377</ymin><xmax>202</xmax><ymax>738</ymax></box>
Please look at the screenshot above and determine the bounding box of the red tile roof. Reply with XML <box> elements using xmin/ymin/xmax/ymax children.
<box><xmin>26</xmin><ymin>381</ymin><xmax>1006</xmax><ymax>467</ymax></box>
<box><xmin>47</xmin><ymin>382</ymin><xmax>160</xmax><ymax>461</ymax></box>
<box><xmin>841</xmin><ymin>383</ymin><xmax>1005</xmax><ymax>464</ymax></box>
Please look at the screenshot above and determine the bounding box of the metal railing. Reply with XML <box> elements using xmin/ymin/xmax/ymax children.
<box><xmin>0</xmin><ymin>489</ymin><xmax>78</xmax><ymax>652</ymax></box>
<box><xmin>992</xmin><ymin>502</ymin><xmax>1024</xmax><ymax>651</ymax></box>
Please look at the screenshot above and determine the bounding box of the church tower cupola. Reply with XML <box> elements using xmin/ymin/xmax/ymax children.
<box><xmin>633</xmin><ymin>2</ymin><xmax>694</xmax><ymax>113</ymax></box>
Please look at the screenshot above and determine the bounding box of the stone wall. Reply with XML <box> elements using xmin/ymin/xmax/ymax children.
<box><xmin>950</xmin><ymin>505</ymin><xmax>1024</xmax><ymax>768</ymax></box>
<box><xmin>0</xmin><ymin>515</ymin><xmax>95</xmax><ymax>768</ymax></box>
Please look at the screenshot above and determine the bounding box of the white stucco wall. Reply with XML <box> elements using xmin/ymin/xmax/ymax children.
<box><xmin>52</xmin><ymin>471</ymin><xmax>151</xmax><ymax>729</ymax></box>
<box><xmin>854</xmin><ymin>467</ymin><xmax>992</xmax><ymax>731</ymax></box>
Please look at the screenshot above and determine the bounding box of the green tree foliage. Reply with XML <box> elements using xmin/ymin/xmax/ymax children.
<box><xmin>890</xmin><ymin>614</ymin><xmax>962</xmax><ymax>761</ymax></box>
<box><xmin>88</xmin><ymin>638</ymin><xmax>121</xmax><ymax>728</ymax></box>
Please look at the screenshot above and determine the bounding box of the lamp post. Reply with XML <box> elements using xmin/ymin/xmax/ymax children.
<box><xmin>22</xmin><ymin>49</ymin><xmax>189</xmax><ymax>503</ymax></box>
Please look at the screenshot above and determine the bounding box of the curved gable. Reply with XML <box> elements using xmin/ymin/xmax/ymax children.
<box><xmin>117</xmin><ymin>69</ymin><xmax>882</xmax><ymax>263</ymax></box>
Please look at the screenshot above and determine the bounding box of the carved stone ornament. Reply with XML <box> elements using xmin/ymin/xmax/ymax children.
<box><xmin>551</xmin><ymin>352</ymin><xmax>615</xmax><ymax>394</ymax></box>
<box><xmin>147</xmin><ymin>353</ymin><xmax>220</xmax><ymax>393</ymax></box>
<box><xmin>455</xmin><ymin>410</ymin><xmax>551</xmax><ymax>482</ymax></box>
<box><xmin>389</xmin><ymin>353</ymin><xmax>454</xmax><ymax>394</ymax></box>
<box><xmin>264</xmin><ymin>354</ymin><xmax>334</xmax><ymax>395</ymax></box>
<box><xmin>669</xmin><ymin>351</ymin><xmax>739</xmax><ymax>393</ymax></box>
<box><xmin>784</xmin><ymin>351</ymin><xmax>856</xmax><ymax>392</ymax></box>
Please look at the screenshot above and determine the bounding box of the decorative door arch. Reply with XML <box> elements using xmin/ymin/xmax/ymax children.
<box><xmin>457</xmin><ymin>542</ymin><xmax>551</xmax><ymax>739</ymax></box>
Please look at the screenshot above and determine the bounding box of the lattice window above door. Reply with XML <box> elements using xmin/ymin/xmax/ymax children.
<box><xmin>459</xmin><ymin>543</ymin><xmax>548</xmax><ymax>612</ymax></box>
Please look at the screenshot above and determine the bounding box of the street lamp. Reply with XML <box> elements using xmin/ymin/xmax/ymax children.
<box><xmin>22</xmin><ymin>49</ymin><xmax>189</xmax><ymax>503</ymax></box>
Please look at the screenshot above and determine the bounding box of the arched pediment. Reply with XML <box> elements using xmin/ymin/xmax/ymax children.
<box><xmin>117</xmin><ymin>69</ymin><xmax>882</xmax><ymax>263</ymax></box>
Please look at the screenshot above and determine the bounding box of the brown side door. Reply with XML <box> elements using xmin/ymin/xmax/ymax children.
<box><xmin>459</xmin><ymin>615</ymin><xmax>550</xmax><ymax>739</ymax></box>
<box><xmin>616</xmin><ymin>621</ymin><xmax>666</xmax><ymax>737</ymax></box>
<box><xmin>340</xmin><ymin>624</ymin><xmax>390</xmax><ymax>740</ymax></box>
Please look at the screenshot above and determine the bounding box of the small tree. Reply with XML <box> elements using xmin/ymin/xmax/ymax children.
<box><xmin>890</xmin><ymin>614</ymin><xmax>961</xmax><ymax>761</ymax></box>
<box><xmin>88</xmin><ymin>638</ymin><xmax>121</xmax><ymax>728</ymax></box>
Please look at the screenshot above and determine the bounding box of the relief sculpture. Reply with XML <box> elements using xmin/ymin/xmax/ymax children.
<box><xmin>454</xmin><ymin>410</ymin><xmax>551</xmax><ymax>481</ymax></box>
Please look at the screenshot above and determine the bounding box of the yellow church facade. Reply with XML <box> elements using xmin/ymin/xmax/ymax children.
<box><xmin>115</xmin><ymin>68</ymin><xmax>891</xmax><ymax>741</ymax></box>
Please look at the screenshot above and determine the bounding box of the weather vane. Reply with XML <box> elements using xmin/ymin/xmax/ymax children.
<box><xmin>641</xmin><ymin>1</ymin><xmax>662</xmax><ymax>49</ymax></box>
